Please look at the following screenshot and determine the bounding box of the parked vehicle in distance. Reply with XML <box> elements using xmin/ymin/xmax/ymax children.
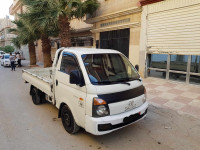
<box><xmin>1</xmin><ymin>54</ymin><xmax>18</xmax><ymax>67</ymax></box>
<box><xmin>1</xmin><ymin>54</ymin><xmax>11</xmax><ymax>66</ymax></box>
<box><xmin>22</xmin><ymin>48</ymin><xmax>148</xmax><ymax>135</ymax></box>
<box><xmin>0</xmin><ymin>51</ymin><xmax>5</xmax><ymax>59</ymax></box>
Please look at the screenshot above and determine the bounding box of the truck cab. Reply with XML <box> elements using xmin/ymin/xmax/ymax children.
<box><xmin>23</xmin><ymin>47</ymin><xmax>148</xmax><ymax>135</ymax></box>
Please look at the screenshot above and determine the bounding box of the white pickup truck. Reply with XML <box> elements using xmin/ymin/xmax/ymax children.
<box><xmin>22</xmin><ymin>47</ymin><xmax>148</xmax><ymax>135</ymax></box>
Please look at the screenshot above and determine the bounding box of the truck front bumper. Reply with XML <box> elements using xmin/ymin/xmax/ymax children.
<box><xmin>85</xmin><ymin>102</ymin><xmax>148</xmax><ymax>135</ymax></box>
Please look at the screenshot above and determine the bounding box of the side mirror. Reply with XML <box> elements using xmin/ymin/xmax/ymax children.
<box><xmin>135</xmin><ymin>65</ymin><xmax>139</xmax><ymax>71</ymax></box>
<box><xmin>70</xmin><ymin>70</ymin><xmax>84</xmax><ymax>86</ymax></box>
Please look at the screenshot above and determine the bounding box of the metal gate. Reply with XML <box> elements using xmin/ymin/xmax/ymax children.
<box><xmin>100</xmin><ymin>28</ymin><xmax>130</xmax><ymax>58</ymax></box>
<box><xmin>146</xmin><ymin>0</ymin><xmax>200</xmax><ymax>55</ymax></box>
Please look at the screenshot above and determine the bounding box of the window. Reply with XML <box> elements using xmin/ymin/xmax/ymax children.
<box><xmin>5</xmin><ymin>55</ymin><xmax>10</xmax><ymax>59</ymax></box>
<box><xmin>82</xmin><ymin>53</ymin><xmax>139</xmax><ymax>85</ymax></box>
<box><xmin>60</xmin><ymin>53</ymin><xmax>79</xmax><ymax>75</ymax></box>
<box><xmin>190</xmin><ymin>55</ymin><xmax>200</xmax><ymax>85</ymax></box>
<box><xmin>147</xmin><ymin>54</ymin><xmax>200</xmax><ymax>85</ymax></box>
<box><xmin>149</xmin><ymin>54</ymin><xmax>168</xmax><ymax>69</ymax></box>
<box><xmin>147</xmin><ymin>54</ymin><xmax>168</xmax><ymax>79</ymax></box>
<box><xmin>170</xmin><ymin>55</ymin><xmax>188</xmax><ymax>72</ymax></box>
<box><xmin>191</xmin><ymin>55</ymin><xmax>200</xmax><ymax>73</ymax></box>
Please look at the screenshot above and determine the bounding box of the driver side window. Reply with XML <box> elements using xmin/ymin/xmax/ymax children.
<box><xmin>60</xmin><ymin>53</ymin><xmax>79</xmax><ymax>75</ymax></box>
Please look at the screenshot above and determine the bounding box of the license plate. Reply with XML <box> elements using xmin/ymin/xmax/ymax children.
<box><xmin>125</xmin><ymin>100</ymin><xmax>136</xmax><ymax>112</ymax></box>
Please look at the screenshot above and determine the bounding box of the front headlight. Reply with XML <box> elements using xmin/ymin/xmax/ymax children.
<box><xmin>96</xmin><ymin>105</ymin><xmax>109</xmax><ymax>116</ymax></box>
<box><xmin>93</xmin><ymin>98</ymin><xmax>110</xmax><ymax>117</ymax></box>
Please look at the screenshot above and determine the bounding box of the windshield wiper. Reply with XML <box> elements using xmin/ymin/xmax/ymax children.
<box><xmin>116</xmin><ymin>78</ymin><xmax>141</xmax><ymax>85</ymax></box>
<box><xmin>119</xmin><ymin>82</ymin><xmax>131</xmax><ymax>86</ymax></box>
<box><xmin>132</xmin><ymin>78</ymin><xmax>142</xmax><ymax>82</ymax></box>
<box><xmin>116</xmin><ymin>78</ymin><xmax>131</xmax><ymax>86</ymax></box>
<box><xmin>92</xmin><ymin>81</ymin><xmax>114</xmax><ymax>85</ymax></box>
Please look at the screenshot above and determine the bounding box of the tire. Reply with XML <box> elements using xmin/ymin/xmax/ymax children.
<box><xmin>61</xmin><ymin>105</ymin><xmax>80</xmax><ymax>134</ymax></box>
<box><xmin>31</xmin><ymin>87</ymin><xmax>42</xmax><ymax>105</ymax></box>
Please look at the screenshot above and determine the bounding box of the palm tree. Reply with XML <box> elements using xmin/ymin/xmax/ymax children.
<box><xmin>20</xmin><ymin>0</ymin><xmax>59</xmax><ymax>67</ymax></box>
<box><xmin>9</xmin><ymin>19</ymin><xmax>38</xmax><ymax>65</ymax></box>
<box><xmin>21</xmin><ymin>0</ymin><xmax>99</xmax><ymax>47</ymax></box>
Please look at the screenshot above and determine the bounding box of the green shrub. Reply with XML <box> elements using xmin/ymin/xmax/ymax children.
<box><xmin>3</xmin><ymin>46</ymin><xmax>15</xmax><ymax>53</ymax></box>
<box><xmin>0</xmin><ymin>46</ymin><xmax>5</xmax><ymax>51</ymax></box>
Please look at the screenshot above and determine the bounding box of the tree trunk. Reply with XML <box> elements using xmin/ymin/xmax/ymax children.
<box><xmin>58</xmin><ymin>15</ymin><xmax>71</xmax><ymax>47</ymax></box>
<box><xmin>41</xmin><ymin>35</ymin><xmax>52</xmax><ymax>68</ymax></box>
<box><xmin>28</xmin><ymin>41</ymin><xmax>36</xmax><ymax>65</ymax></box>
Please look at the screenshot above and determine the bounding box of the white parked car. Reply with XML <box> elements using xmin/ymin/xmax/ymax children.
<box><xmin>1</xmin><ymin>54</ymin><xmax>11</xmax><ymax>66</ymax></box>
<box><xmin>1</xmin><ymin>54</ymin><xmax>18</xmax><ymax>67</ymax></box>
<box><xmin>0</xmin><ymin>51</ymin><xmax>5</xmax><ymax>59</ymax></box>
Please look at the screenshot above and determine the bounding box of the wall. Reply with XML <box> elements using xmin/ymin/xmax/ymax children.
<box><xmin>95</xmin><ymin>0</ymin><xmax>139</xmax><ymax>17</ymax></box>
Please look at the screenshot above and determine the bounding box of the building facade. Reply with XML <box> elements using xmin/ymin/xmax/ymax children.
<box><xmin>0</xmin><ymin>17</ymin><xmax>16</xmax><ymax>47</ymax></box>
<box><xmin>140</xmin><ymin>0</ymin><xmax>200</xmax><ymax>85</ymax></box>
<box><xmin>9</xmin><ymin>0</ymin><xmax>30</xmax><ymax>60</ymax></box>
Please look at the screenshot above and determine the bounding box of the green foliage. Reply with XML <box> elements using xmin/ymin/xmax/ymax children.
<box><xmin>0</xmin><ymin>46</ymin><xmax>5</xmax><ymax>51</ymax></box>
<box><xmin>10</xmin><ymin>0</ymin><xmax>100</xmax><ymax>48</ymax></box>
<box><xmin>9</xmin><ymin>19</ymin><xmax>40</xmax><ymax>48</ymax></box>
<box><xmin>12</xmin><ymin>37</ymin><xmax>21</xmax><ymax>49</ymax></box>
<box><xmin>3</xmin><ymin>46</ymin><xmax>15</xmax><ymax>53</ymax></box>
<box><xmin>20</xmin><ymin>0</ymin><xmax>99</xmax><ymax>38</ymax></box>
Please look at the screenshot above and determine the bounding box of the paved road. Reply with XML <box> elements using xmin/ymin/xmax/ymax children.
<box><xmin>0</xmin><ymin>63</ymin><xmax>200</xmax><ymax>150</ymax></box>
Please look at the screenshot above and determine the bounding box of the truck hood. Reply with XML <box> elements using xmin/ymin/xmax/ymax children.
<box><xmin>95</xmin><ymin>80</ymin><xmax>143</xmax><ymax>95</ymax></box>
<box><xmin>94</xmin><ymin>80</ymin><xmax>145</xmax><ymax>115</ymax></box>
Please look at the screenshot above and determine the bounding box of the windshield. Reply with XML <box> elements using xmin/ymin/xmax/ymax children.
<box><xmin>82</xmin><ymin>53</ymin><xmax>140</xmax><ymax>85</ymax></box>
<box><xmin>5</xmin><ymin>55</ymin><xmax>10</xmax><ymax>59</ymax></box>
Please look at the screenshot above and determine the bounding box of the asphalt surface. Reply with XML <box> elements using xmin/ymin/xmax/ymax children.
<box><xmin>0</xmin><ymin>62</ymin><xmax>200</xmax><ymax>150</ymax></box>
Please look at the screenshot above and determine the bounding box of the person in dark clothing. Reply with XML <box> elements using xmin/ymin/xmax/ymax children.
<box><xmin>9</xmin><ymin>53</ymin><xmax>16</xmax><ymax>71</ymax></box>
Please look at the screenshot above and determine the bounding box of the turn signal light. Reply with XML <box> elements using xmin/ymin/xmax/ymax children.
<box><xmin>93</xmin><ymin>98</ymin><xmax>107</xmax><ymax>105</ymax></box>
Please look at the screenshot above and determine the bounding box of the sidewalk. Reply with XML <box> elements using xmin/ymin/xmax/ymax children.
<box><xmin>143</xmin><ymin>77</ymin><xmax>200</xmax><ymax>119</ymax></box>
<box><xmin>21</xmin><ymin>60</ymin><xmax>44</xmax><ymax>68</ymax></box>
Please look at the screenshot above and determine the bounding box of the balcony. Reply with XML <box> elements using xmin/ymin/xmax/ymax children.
<box><xmin>9</xmin><ymin>0</ymin><xmax>22</xmax><ymax>16</ymax></box>
<box><xmin>9</xmin><ymin>4</ymin><xmax>14</xmax><ymax>15</ymax></box>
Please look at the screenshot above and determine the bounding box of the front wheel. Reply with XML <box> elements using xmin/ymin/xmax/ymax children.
<box><xmin>61</xmin><ymin>105</ymin><xmax>80</xmax><ymax>134</ymax></box>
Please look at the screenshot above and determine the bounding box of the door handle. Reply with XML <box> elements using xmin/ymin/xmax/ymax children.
<box><xmin>56</xmin><ymin>80</ymin><xmax>58</xmax><ymax>86</ymax></box>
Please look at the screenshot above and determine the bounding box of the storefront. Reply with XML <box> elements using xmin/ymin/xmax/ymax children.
<box><xmin>140</xmin><ymin>0</ymin><xmax>200</xmax><ymax>84</ymax></box>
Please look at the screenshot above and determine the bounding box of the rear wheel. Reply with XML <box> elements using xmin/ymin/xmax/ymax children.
<box><xmin>31</xmin><ymin>87</ymin><xmax>42</xmax><ymax>105</ymax></box>
<box><xmin>61</xmin><ymin>105</ymin><xmax>80</xmax><ymax>134</ymax></box>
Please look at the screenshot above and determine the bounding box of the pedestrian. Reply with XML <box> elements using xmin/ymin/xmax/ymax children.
<box><xmin>9</xmin><ymin>53</ymin><xmax>16</xmax><ymax>71</ymax></box>
<box><xmin>16</xmin><ymin>52</ymin><xmax>22</xmax><ymax>67</ymax></box>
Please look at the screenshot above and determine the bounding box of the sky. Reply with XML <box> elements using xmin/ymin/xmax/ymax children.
<box><xmin>0</xmin><ymin>0</ymin><xmax>14</xmax><ymax>19</ymax></box>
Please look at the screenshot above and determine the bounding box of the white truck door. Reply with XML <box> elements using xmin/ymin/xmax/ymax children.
<box><xmin>55</xmin><ymin>52</ymin><xmax>87</xmax><ymax>127</ymax></box>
